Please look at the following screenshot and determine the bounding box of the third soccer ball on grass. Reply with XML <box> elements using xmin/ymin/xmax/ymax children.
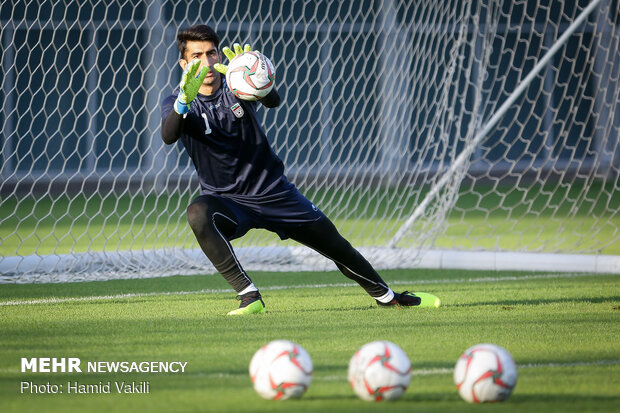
<box><xmin>249</xmin><ymin>339</ymin><xmax>313</xmax><ymax>400</ymax></box>
<box><xmin>348</xmin><ymin>340</ymin><xmax>412</xmax><ymax>401</ymax></box>
<box><xmin>453</xmin><ymin>343</ymin><xmax>518</xmax><ymax>403</ymax></box>
<box><xmin>225</xmin><ymin>51</ymin><xmax>275</xmax><ymax>101</ymax></box>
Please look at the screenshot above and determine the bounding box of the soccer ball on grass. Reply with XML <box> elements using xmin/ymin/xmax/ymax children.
<box><xmin>249</xmin><ymin>339</ymin><xmax>313</xmax><ymax>400</ymax></box>
<box><xmin>225</xmin><ymin>51</ymin><xmax>275</xmax><ymax>101</ymax></box>
<box><xmin>453</xmin><ymin>343</ymin><xmax>517</xmax><ymax>403</ymax></box>
<box><xmin>347</xmin><ymin>340</ymin><xmax>412</xmax><ymax>401</ymax></box>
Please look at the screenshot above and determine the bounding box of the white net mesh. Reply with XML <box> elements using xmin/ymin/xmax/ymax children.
<box><xmin>1</xmin><ymin>0</ymin><xmax>619</xmax><ymax>282</ymax></box>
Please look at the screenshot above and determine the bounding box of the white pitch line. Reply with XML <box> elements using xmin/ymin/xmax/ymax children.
<box><xmin>0</xmin><ymin>271</ymin><xmax>606</xmax><ymax>307</ymax></box>
<box><xmin>406</xmin><ymin>359</ymin><xmax>620</xmax><ymax>377</ymax></box>
<box><xmin>189</xmin><ymin>360</ymin><xmax>620</xmax><ymax>381</ymax></box>
<box><xmin>518</xmin><ymin>359</ymin><xmax>620</xmax><ymax>369</ymax></box>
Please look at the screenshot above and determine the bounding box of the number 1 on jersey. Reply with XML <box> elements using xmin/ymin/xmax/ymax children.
<box><xmin>201</xmin><ymin>113</ymin><xmax>212</xmax><ymax>135</ymax></box>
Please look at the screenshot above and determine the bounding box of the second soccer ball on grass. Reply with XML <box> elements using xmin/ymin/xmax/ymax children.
<box><xmin>249</xmin><ymin>339</ymin><xmax>313</xmax><ymax>400</ymax></box>
<box><xmin>348</xmin><ymin>340</ymin><xmax>412</xmax><ymax>401</ymax></box>
<box><xmin>453</xmin><ymin>343</ymin><xmax>518</xmax><ymax>403</ymax></box>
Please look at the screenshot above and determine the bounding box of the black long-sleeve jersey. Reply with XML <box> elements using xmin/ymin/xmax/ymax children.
<box><xmin>161</xmin><ymin>77</ymin><xmax>286</xmax><ymax>198</ymax></box>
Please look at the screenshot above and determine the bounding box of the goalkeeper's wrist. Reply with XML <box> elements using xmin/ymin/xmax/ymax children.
<box><xmin>174</xmin><ymin>96</ymin><xmax>190</xmax><ymax>115</ymax></box>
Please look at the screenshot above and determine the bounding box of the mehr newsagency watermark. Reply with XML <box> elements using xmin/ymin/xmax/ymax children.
<box><xmin>19</xmin><ymin>357</ymin><xmax>188</xmax><ymax>395</ymax></box>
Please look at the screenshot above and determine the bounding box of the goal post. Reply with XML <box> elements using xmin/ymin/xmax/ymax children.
<box><xmin>389</xmin><ymin>0</ymin><xmax>607</xmax><ymax>248</ymax></box>
<box><xmin>0</xmin><ymin>0</ymin><xmax>618</xmax><ymax>283</ymax></box>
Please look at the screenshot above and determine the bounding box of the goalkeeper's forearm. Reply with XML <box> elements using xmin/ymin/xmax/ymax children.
<box><xmin>260</xmin><ymin>88</ymin><xmax>281</xmax><ymax>108</ymax></box>
<box><xmin>161</xmin><ymin>111</ymin><xmax>185</xmax><ymax>145</ymax></box>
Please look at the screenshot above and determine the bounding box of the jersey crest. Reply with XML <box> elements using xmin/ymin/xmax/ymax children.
<box><xmin>231</xmin><ymin>103</ymin><xmax>244</xmax><ymax>118</ymax></box>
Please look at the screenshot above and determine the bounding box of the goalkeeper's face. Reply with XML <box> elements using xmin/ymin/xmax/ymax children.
<box><xmin>180</xmin><ymin>40</ymin><xmax>222</xmax><ymax>90</ymax></box>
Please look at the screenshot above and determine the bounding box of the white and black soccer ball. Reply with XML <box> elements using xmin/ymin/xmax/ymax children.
<box><xmin>225</xmin><ymin>51</ymin><xmax>275</xmax><ymax>101</ymax></box>
<box><xmin>347</xmin><ymin>340</ymin><xmax>412</xmax><ymax>402</ymax></box>
<box><xmin>249</xmin><ymin>339</ymin><xmax>313</xmax><ymax>400</ymax></box>
<box><xmin>453</xmin><ymin>343</ymin><xmax>518</xmax><ymax>403</ymax></box>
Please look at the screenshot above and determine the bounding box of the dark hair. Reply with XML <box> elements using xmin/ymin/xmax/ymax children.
<box><xmin>177</xmin><ymin>25</ymin><xmax>220</xmax><ymax>59</ymax></box>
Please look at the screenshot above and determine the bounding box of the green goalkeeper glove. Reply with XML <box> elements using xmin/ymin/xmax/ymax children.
<box><xmin>213</xmin><ymin>43</ymin><xmax>253</xmax><ymax>74</ymax></box>
<box><xmin>174</xmin><ymin>59</ymin><xmax>209</xmax><ymax>115</ymax></box>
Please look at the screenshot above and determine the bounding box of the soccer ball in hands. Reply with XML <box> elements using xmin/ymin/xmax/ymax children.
<box><xmin>347</xmin><ymin>341</ymin><xmax>412</xmax><ymax>401</ymax></box>
<box><xmin>249</xmin><ymin>339</ymin><xmax>313</xmax><ymax>400</ymax></box>
<box><xmin>453</xmin><ymin>343</ymin><xmax>517</xmax><ymax>403</ymax></box>
<box><xmin>225</xmin><ymin>51</ymin><xmax>275</xmax><ymax>101</ymax></box>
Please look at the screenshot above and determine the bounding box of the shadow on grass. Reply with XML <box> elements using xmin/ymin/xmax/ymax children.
<box><xmin>266</xmin><ymin>305</ymin><xmax>376</xmax><ymax>314</ymax></box>
<box><xmin>363</xmin><ymin>392</ymin><xmax>620</xmax><ymax>404</ymax></box>
<box><xmin>452</xmin><ymin>295</ymin><xmax>620</xmax><ymax>308</ymax></box>
<box><xmin>303</xmin><ymin>394</ymin><xmax>359</xmax><ymax>401</ymax></box>
<box><xmin>305</xmin><ymin>392</ymin><xmax>458</xmax><ymax>403</ymax></box>
<box><xmin>509</xmin><ymin>393</ymin><xmax>620</xmax><ymax>404</ymax></box>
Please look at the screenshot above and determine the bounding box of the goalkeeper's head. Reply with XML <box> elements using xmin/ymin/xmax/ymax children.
<box><xmin>177</xmin><ymin>25</ymin><xmax>220</xmax><ymax>59</ymax></box>
<box><xmin>177</xmin><ymin>25</ymin><xmax>222</xmax><ymax>90</ymax></box>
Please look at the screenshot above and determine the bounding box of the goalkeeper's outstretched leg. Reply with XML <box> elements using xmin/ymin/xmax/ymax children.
<box><xmin>286</xmin><ymin>217</ymin><xmax>394</xmax><ymax>300</ymax></box>
<box><xmin>286</xmin><ymin>217</ymin><xmax>441</xmax><ymax>308</ymax></box>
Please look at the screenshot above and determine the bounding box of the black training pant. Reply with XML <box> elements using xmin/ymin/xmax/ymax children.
<box><xmin>186</xmin><ymin>194</ymin><xmax>390</xmax><ymax>298</ymax></box>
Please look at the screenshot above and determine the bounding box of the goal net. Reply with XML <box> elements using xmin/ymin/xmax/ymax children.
<box><xmin>1</xmin><ymin>0</ymin><xmax>619</xmax><ymax>282</ymax></box>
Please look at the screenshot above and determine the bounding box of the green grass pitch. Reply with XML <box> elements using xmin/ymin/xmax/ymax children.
<box><xmin>1</xmin><ymin>269</ymin><xmax>619</xmax><ymax>412</ymax></box>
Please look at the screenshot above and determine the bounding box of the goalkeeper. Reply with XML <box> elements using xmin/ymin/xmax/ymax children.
<box><xmin>161</xmin><ymin>24</ymin><xmax>439</xmax><ymax>315</ymax></box>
